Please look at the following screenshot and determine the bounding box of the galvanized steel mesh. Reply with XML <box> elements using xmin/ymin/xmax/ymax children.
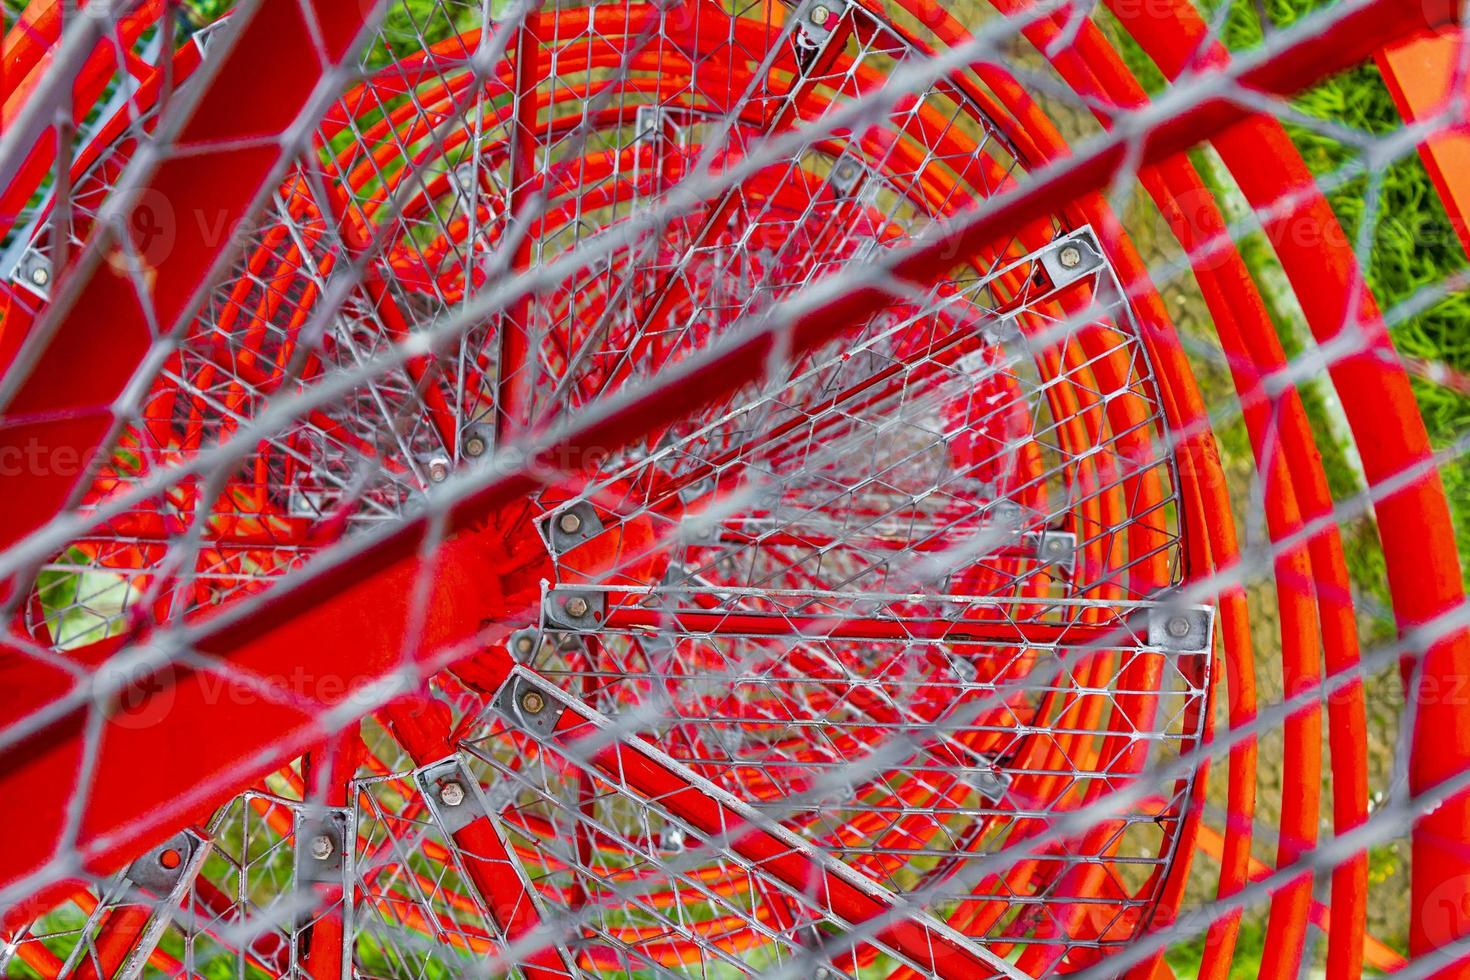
<box><xmin>0</xmin><ymin>0</ymin><xmax>1466</xmax><ymax>977</ymax></box>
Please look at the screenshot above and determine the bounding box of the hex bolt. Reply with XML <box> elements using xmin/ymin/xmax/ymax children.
<box><xmin>309</xmin><ymin>834</ymin><xmax>335</xmax><ymax>861</ymax></box>
<box><xmin>428</xmin><ymin>459</ymin><xmax>450</xmax><ymax>483</ymax></box>
<box><xmin>30</xmin><ymin>265</ymin><xmax>49</xmax><ymax>286</ymax></box>
<box><xmin>557</xmin><ymin>511</ymin><xmax>583</xmax><ymax>535</ymax></box>
<box><xmin>464</xmin><ymin>434</ymin><xmax>487</xmax><ymax>458</ymax></box>
<box><xmin>564</xmin><ymin>595</ymin><xmax>590</xmax><ymax>618</ymax></box>
<box><xmin>439</xmin><ymin>780</ymin><xmax>466</xmax><ymax>807</ymax></box>
<box><xmin>521</xmin><ymin>690</ymin><xmax>546</xmax><ymax>714</ymax></box>
<box><xmin>1166</xmin><ymin>615</ymin><xmax>1193</xmax><ymax>639</ymax></box>
<box><xmin>1059</xmin><ymin>244</ymin><xmax>1083</xmax><ymax>269</ymax></box>
<box><xmin>515</xmin><ymin>635</ymin><xmax>535</xmax><ymax>655</ymax></box>
<box><xmin>809</xmin><ymin>3</ymin><xmax>831</xmax><ymax>25</ymax></box>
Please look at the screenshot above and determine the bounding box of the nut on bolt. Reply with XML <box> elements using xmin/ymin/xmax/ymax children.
<box><xmin>564</xmin><ymin>595</ymin><xmax>590</xmax><ymax>618</ymax></box>
<box><xmin>557</xmin><ymin>511</ymin><xmax>583</xmax><ymax>535</ymax></box>
<box><xmin>515</xmin><ymin>634</ymin><xmax>535</xmax><ymax>655</ymax></box>
<box><xmin>427</xmin><ymin>458</ymin><xmax>450</xmax><ymax>482</ymax></box>
<box><xmin>309</xmin><ymin>834</ymin><xmax>335</xmax><ymax>861</ymax></box>
<box><xmin>463</xmin><ymin>433</ymin><xmax>487</xmax><ymax>458</ymax></box>
<box><xmin>438</xmin><ymin>780</ymin><xmax>466</xmax><ymax>807</ymax></box>
<box><xmin>1166</xmin><ymin>615</ymin><xmax>1193</xmax><ymax>639</ymax></box>
<box><xmin>1059</xmin><ymin>244</ymin><xmax>1083</xmax><ymax>269</ymax></box>
<box><xmin>520</xmin><ymin>690</ymin><xmax>546</xmax><ymax>714</ymax></box>
<box><xmin>809</xmin><ymin>3</ymin><xmax>831</xmax><ymax>25</ymax></box>
<box><xmin>30</xmin><ymin>265</ymin><xmax>49</xmax><ymax>286</ymax></box>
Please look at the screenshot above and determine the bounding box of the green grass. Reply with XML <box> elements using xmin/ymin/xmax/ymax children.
<box><xmin>1224</xmin><ymin>0</ymin><xmax>1470</xmax><ymax>588</ymax></box>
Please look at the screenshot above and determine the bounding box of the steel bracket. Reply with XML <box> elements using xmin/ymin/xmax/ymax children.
<box><xmin>1147</xmin><ymin>605</ymin><xmax>1214</xmax><ymax>654</ymax></box>
<box><xmin>634</xmin><ymin>104</ymin><xmax>682</xmax><ymax>145</ymax></box>
<box><xmin>543</xmin><ymin>588</ymin><xmax>606</xmax><ymax>630</ymax></box>
<box><xmin>828</xmin><ymin>150</ymin><xmax>869</xmax><ymax>198</ymax></box>
<box><xmin>491</xmin><ymin>672</ymin><xmax>565</xmax><ymax>737</ymax></box>
<box><xmin>460</xmin><ymin>423</ymin><xmax>491</xmax><ymax>461</ymax></box>
<box><xmin>124</xmin><ymin>829</ymin><xmax>207</xmax><ymax>895</ymax></box>
<box><xmin>1033</xmin><ymin>530</ymin><xmax>1078</xmax><ymax>574</ymax></box>
<box><xmin>794</xmin><ymin>0</ymin><xmax>847</xmax><ymax>52</ymax></box>
<box><xmin>542</xmin><ymin>501</ymin><xmax>604</xmax><ymax>555</ymax></box>
<box><xmin>294</xmin><ymin>807</ymin><xmax>353</xmax><ymax>885</ymax></box>
<box><xmin>415</xmin><ymin>756</ymin><xmax>488</xmax><ymax>835</ymax></box>
<box><xmin>508</xmin><ymin>626</ymin><xmax>542</xmax><ymax>661</ymax></box>
<box><xmin>1039</xmin><ymin>229</ymin><xmax>1105</xmax><ymax>289</ymax></box>
<box><xmin>13</xmin><ymin>250</ymin><xmax>50</xmax><ymax>301</ymax></box>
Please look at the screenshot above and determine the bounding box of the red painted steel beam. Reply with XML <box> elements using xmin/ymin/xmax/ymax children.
<box><xmin>0</xmin><ymin>0</ymin><xmax>1458</xmax><ymax>915</ymax></box>
<box><xmin>495</xmin><ymin>7</ymin><xmax>544</xmax><ymax>443</ymax></box>
<box><xmin>0</xmin><ymin>0</ymin><xmax>374</xmax><ymax>553</ymax></box>
<box><xmin>1377</xmin><ymin>27</ymin><xmax>1470</xmax><ymax>260</ymax></box>
<box><xmin>0</xmin><ymin>522</ymin><xmax>548</xmax><ymax>921</ymax></box>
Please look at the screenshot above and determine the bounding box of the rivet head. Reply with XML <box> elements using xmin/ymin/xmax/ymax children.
<box><xmin>809</xmin><ymin>3</ymin><xmax>831</xmax><ymax>25</ymax></box>
<box><xmin>564</xmin><ymin>596</ymin><xmax>590</xmax><ymax>618</ymax></box>
<box><xmin>515</xmin><ymin>635</ymin><xmax>534</xmax><ymax>654</ymax></box>
<box><xmin>428</xmin><ymin>459</ymin><xmax>450</xmax><ymax>483</ymax></box>
<box><xmin>464</xmin><ymin>435</ymin><xmax>487</xmax><ymax>458</ymax></box>
<box><xmin>157</xmin><ymin>848</ymin><xmax>182</xmax><ymax>870</ymax></box>
<box><xmin>557</xmin><ymin>511</ymin><xmax>583</xmax><ymax>535</ymax></box>
<box><xmin>520</xmin><ymin>690</ymin><xmax>546</xmax><ymax>714</ymax></box>
<box><xmin>309</xmin><ymin>834</ymin><xmax>335</xmax><ymax>861</ymax></box>
<box><xmin>30</xmin><ymin>265</ymin><xmax>49</xmax><ymax>286</ymax></box>
<box><xmin>439</xmin><ymin>781</ymin><xmax>465</xmax><ymax>807</ymax></box>
<box><xmin>1166</xmin><ymin>615</ymin><xmax>1193</xmax><ymax>639</ymax></box>
<box><xmin>1059</xmin><ymin>244</ymin><xmax>1083</xmax><ymax>269</ymax></box>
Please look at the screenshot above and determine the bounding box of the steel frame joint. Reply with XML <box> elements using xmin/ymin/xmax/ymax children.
<box><xmin>414</xmin><ymin>756</ymin><xmax>489</xmax><ymax>835</ymax></box>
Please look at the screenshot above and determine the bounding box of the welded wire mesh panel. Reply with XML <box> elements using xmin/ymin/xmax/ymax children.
<box><xmin>1</xmin><ymin>0</ymin><xmax>1469</xmax><ymax>978</ymax></box>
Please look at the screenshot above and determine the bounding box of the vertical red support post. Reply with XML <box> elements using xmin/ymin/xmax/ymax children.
<box><xmin>302</xmin><ymin>729</ymin><xmax>366</xmax><ymax>979</ymax></box>
<box><xmin>495</xmin><ymin>6</ymin><xmax>542</xmax><ymax>444</ymax></box>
